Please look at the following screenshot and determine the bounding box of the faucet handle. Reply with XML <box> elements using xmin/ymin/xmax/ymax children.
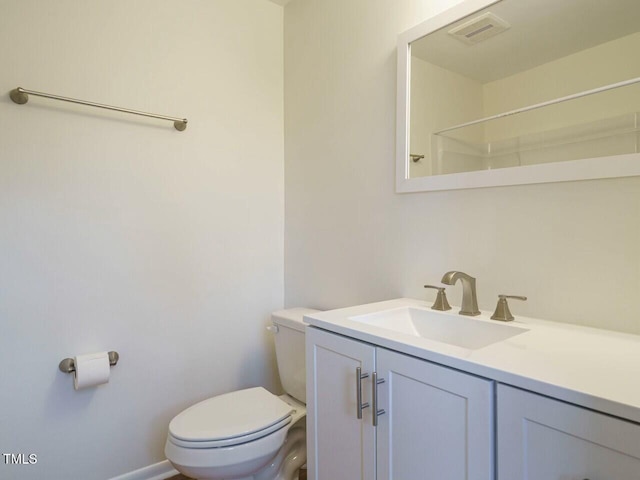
<box><xmin>491</xmin><ymin>294</ymin><xmax>527</xmax><ymax>322</ymax></box>
<box><xmin>424</xmin><ymin>285</ymin><xmax>452</xmax><ymax>311</ymax></box>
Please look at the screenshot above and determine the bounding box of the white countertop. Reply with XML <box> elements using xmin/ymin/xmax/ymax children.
<box><xmin>304</xmin><ymin>298</ymin><xmax>640</xmax><ymax>424</ymax></box>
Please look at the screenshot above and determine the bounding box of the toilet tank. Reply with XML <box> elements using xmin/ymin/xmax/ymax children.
<box><xmin>270</xmin><ymin>308</ymin><xmax>320</xmax><ymax>404</ymax></box>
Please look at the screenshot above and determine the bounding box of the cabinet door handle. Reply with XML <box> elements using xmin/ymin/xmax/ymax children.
<box><xmin>356</xmin><ymin>367</ymin><xmax>370</xmax><ymax>419</ymax></box>
<box><xmin>372</xmin><ymin>371</ymin><xmax>386</xmax><ymax>426</ymax></box>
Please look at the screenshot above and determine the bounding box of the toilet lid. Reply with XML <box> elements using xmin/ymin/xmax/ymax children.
<box><xmin>169</xmin><ymin>387</ymin><xmax>293</xmax><ymax>443</ymax></box>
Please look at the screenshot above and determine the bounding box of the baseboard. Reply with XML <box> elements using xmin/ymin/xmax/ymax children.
<box><xmin>109</xmin><ymin>460</ymin><xmax>178</xmax><ymax>480</ymax></box>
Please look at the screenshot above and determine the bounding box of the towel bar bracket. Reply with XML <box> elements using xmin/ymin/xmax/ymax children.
<box><xmin>10</xmin><ymin>88</ymin><xmax>28</xmax><ymax>105</ymax></box>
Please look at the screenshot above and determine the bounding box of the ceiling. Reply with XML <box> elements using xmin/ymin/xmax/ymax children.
<box><xmin>411</xmin><ymin>0</ymin><xmax>640</xmax><ymax>83</ymax></box>
<box><xmin>267</xmin><ymin>0</ymin><xmax>293</xmax><ymax>6</ymax></box>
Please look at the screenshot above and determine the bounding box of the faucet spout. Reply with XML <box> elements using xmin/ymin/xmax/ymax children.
<box><xmin>441</xmin><ymin>271</ymin><xmax>480</xmax><ymax>316</ymax></box>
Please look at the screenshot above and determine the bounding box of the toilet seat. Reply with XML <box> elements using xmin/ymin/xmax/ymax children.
<box><xmin>168</xmin><ymin>416</ymin><xmax>292</xmax><ymax>448</ymax></box>
<box><xmin>168</xmin><ymin>387</ymin><xmax>294</xmax><ymax>449</ymax></box>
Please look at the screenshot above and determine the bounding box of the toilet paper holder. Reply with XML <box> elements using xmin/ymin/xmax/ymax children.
<box><xmin>58</xmin><ymin>351</ymin><xmax>119</xmax><ymax>374</ymax></box>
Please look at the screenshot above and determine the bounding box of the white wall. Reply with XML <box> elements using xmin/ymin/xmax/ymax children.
<box><xmin>0</xmin><ymin>1</ymin><xmax>284</xmax><ymax>479</ymax></box>
<box><xmin>410</xmin><ymin>57</ymin><xmax>484</xmax><ymax>176</ymax></box>
<box><xmin>284</xmin><ymin>0</ymin><xmax>640</xmax><ymax>334</ymax></box>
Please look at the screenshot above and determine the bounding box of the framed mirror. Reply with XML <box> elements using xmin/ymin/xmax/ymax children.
<box><xmin>396</xmin><ymin>0</ymin><xmax>640</xmax><ymax>192</ymax></box>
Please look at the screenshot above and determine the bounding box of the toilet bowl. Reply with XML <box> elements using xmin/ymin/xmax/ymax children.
<box><xmin>165</xmin><ymin>308</ymin><xmax>318</xmax><ymax>480</ymax></box>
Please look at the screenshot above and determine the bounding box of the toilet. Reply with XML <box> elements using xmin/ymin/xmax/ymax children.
<box><xmin>165</xmin><ymin>308</ymin><xmax>318</xmax><ymax>480</ymax></box>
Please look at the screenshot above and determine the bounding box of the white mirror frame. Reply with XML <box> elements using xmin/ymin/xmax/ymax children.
<box><xmin>395</xmin><ymin>0</ymin><xmax>640</xmax><ymax>193</ymax></box>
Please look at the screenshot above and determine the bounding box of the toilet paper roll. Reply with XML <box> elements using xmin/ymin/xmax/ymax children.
<box><xmin>74</xmin><ymin>352</ymin><xmax>111</xmax><ymax>390</ymax></box>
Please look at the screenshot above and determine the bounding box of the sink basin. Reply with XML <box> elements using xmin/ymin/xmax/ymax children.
<box><xmin>349</xmin><ymin>307</ymin><xmax>528</xmax><ymax>350</ymax></box>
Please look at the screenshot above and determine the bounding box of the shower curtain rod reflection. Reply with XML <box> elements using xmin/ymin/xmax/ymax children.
<box><xmin>434</xmin><ymin>76</ymin><xmax>640</xmax><ymax>135</ymax></box>
<box><xmin>10</xmin><ymin>87</ymin><xmax>188</xmax><ymax>131</ymax></box>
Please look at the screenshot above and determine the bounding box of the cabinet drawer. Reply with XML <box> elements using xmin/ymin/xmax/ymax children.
<box><xmin>497</xmin><ymin>384</ymin><xmax>640</xmax><ymax>480</ymax></box>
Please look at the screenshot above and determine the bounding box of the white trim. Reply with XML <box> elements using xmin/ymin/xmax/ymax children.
<box><xmin>109</xmin><ymin>460</ymin><xmax>178</xmax><ymax>480</ymax></box>
<box><xmin>398</xmin><ymin>153</ymin><xmax>640</xmax><ymax>192</ymax></box>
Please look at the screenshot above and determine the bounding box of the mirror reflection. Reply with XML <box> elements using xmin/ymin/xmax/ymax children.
<box><xmin>409</xmin><ymin>0</ymin><xmax>640</xmax><ymax>178</ymax></box>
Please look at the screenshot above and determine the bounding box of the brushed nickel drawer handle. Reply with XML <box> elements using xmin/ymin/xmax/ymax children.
<box><xmin>372</xmin><ymin>371</ymin><xmax>386</xmax><ymax>426</ymax></box>
<box><xmin>356</xmin><ymin>367</ymin><xmax>370</xmax><ymax>419</ymax></box>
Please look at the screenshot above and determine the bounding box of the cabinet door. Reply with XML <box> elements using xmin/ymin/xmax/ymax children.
<box><xmin>497</xmin><ymin>384</ymin><xmax>640</xmax><ymax>480</ymax></box>
<box><xmin>306</xmin><ymin>327</ymin><xmax>376</xmax><ymax>480</ymax></box>
<box><xmin>376</xmin><ymin>348</ymin><xmax>494</xmax><ymax>480</ymax></box>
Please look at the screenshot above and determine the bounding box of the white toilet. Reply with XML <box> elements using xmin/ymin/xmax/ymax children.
<box><xmin>165</xmin><ymin>308</ymin><xmax>318</xmax><ymax>480</ymax></box>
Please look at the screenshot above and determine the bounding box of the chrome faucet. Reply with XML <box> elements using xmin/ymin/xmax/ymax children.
<box><xmin>441</xmin><ymin>271</ymin><xmax>480</xmax><ymax>316</ymax></box>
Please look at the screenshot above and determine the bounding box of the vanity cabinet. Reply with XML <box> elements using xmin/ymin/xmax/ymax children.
<box><xmin>497</xmin><ymin>384</ymin><xmax>640</xmax><ymax>480</ymax></box>
<box><xmin>306</xmin><ymin>327</ymin><xmax>494</xmax><ymax>480</ymax></box>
